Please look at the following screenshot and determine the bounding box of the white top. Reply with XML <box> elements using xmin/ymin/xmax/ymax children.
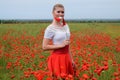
<box><xmin>44</xmin><ymin>24</ymin><xmax>70</xmax><ymax>45</ymax></box>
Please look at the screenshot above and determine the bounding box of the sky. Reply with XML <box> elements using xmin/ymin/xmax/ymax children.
<box><xmin>0</xmin><ymin>0</ymin><xmax>120</xmax><ymax>20</ymax></box>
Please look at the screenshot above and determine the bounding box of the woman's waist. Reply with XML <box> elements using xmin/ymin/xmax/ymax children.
<box><xmin>52</xmin><ymin>45</ymin><xmax>69</xmax><ymax>54</ymax></box>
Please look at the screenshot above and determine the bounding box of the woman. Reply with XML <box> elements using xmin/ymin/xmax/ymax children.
<box><xmin>42</xmin><ymin>4</ymin><xmax>75</xmax><ymax>79</ymax></box>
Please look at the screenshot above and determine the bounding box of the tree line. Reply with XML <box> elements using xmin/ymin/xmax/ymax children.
<box><xmin>0</xmin><ymin>19</ymin><xmax>120</xmax><ymax>24</ymax></box>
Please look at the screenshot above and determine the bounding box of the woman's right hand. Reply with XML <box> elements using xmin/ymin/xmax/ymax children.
<box><xmin>59</xmin><ymin>40</ymin><xmax>70</xmax><ymax>48</ymax></box>
<box><xmin>63</xmin><ymin>40</ymin><xmax>70</xmax><ymax>46</ymax></box>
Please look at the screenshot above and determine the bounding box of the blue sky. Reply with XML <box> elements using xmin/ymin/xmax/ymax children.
<box><xmin>0</xmin><ymin>0</ymin><xmax>120</xmax><ymax>19</ymax></box>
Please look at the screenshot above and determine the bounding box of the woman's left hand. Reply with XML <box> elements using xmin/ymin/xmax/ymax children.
<box><xmin>72</xmin><ymin>60</ymin><xmax>76</xmax><ymax>70</ymax></box>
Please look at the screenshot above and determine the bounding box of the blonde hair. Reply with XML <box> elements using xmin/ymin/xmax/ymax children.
<box><xmin>52</xmin><ymin>4</ymin><xmax>64</xmax><ymax>12</ymax></box>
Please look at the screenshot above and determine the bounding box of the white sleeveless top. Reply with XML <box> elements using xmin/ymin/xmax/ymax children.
<box><xmin>44</xmin><ymin>24</ymin><xmax>70</xmax><ymax>45</ymax></box>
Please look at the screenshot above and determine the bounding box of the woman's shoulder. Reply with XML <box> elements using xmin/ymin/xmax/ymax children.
<box><xmin>45</xmin><ymin>24</ymin><xmax>56</xmax><ymax>32</ymax></box>
<box><xmin>64</xmin><ymin>23</ymin><xmax>69</xmax><ymax>29</ymax></box>
<box><xmin>45</xmin><ymin>24</ymin><xmax>52</xmax><ymax>29</ymax></box>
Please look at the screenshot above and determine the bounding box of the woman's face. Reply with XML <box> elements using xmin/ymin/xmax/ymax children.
<box><xmin>53</xmin><ymin>7</ymin><xmax>64</xmax><ymax>18</ymax></box>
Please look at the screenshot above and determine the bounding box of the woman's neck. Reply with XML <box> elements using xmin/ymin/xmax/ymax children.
<box><xmin>52</xmin><ymin>20</ymin><xmax>63</xmax><ymax>27</ymax></box>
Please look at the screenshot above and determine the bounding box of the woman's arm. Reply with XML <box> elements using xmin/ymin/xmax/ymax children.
<box><xmin>68</xmin><ymin>45</ymin><xmax>76</xmax><ymax>68</ymax></box>
<box><xmin>68</xmin><ymin>45</ymin><xmax>74</xmax><ymax>62</ymax></box>
<box><xmin>42</xmin><ymin>38</ymin><xmax>69</xmax><ymax>51</ymax></box>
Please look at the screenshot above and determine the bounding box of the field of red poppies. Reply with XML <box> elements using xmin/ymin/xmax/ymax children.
<box><xmin>0</xmin><ymin>23</ymin><xmax>120</xmax><ymax>80</ymax></box>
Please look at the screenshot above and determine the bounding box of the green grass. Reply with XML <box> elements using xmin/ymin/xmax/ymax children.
<box><xmin>0</xmin><ymin>23</ymin><xmax>49</xmax><ymax>36</ymax></box>
<box><xmin>0</xmin><ymin>22</ymin><xmax>120</xmax><ymax>37</ymax></box>
<box><xmin>68</xmin><ymin>22</ymin><xmax>120</xmax><ymax>38</ymax></box>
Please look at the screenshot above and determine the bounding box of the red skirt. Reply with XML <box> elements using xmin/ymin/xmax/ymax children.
<box><xmin>47</xmin><ymin>45</ymin><xmax>74</xmax><ymax>77</ymax></box>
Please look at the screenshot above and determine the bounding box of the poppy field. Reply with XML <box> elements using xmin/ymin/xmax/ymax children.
<box><xmin>0</xmin><ymin>23</ymin><xmax>120</xmax><ymax>80</ymax></box>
